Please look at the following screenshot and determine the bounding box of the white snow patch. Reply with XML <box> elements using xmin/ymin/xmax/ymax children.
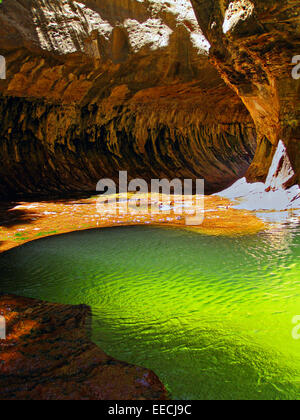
<box><xmin>265</xmin><ymin>139</ymin><xmax>295</xmax><ymax>189</ymax></box>
<box><xmin>254</xmin><ymin>210</ymin><xmax>300</xmax><ymax>224</ymax></box>
<box><xmin>216</xmin><ymin>140</ymin><xmax>300</xmax><ymax>211</ymax></box>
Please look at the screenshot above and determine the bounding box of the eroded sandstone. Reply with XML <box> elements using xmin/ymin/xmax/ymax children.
<box><xmin>0</xmin><ymin>0</ymin><xmax>298</xmax><ymax>200</ymax></box>
<box><xmin>191</xmin><ymin>0</ymin><xmax>300</xmax><ymax>186</ymax></box>
<box><xmin>0</xmin><ymin>293</ymin><xmax>167</xmax><ymax>400</ymax></box>
<box><xmin>0</xmin><ymin>0</ymin><xmax>256</xmax><ymax>197</ymax></box>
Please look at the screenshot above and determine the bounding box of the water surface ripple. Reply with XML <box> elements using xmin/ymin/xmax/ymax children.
<box><xmin>1</xmin><ymin>225</ymin><xmax>300</xmax><ymax>400</ymax></box>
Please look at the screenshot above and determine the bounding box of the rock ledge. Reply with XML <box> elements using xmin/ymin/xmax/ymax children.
<box><xmin>0</xmin><ymin>294</ymin><xmax>167</xmax><ymax>400</ymax></box>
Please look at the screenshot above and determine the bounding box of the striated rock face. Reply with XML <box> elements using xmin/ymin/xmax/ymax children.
<box><xmin>0</xmin><ymin>92</ymin><xmax>255</xmax><ymax>196</ymax></box>
<box><xmin>0</xmin><ymin>0</ymin><xmax>256</xmax><ymax>197</ymax></box>
<box><xmin>191</xmin><ymin>0</ymin><xmax>300</xmax><ymax>186</ymax></box>
<box><xmin>0</xmin><ymin>294</ymin><xmax>167</xmax><ymax>400</ymax></box>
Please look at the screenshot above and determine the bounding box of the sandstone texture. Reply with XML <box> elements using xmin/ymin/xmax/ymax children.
<box><xmin>0</xmin><ymin>0</ymin><xmax>298</xmax><ymax>199</ymax></box>
<box><xmin>0</xmin><ymin>294</ymin><xmax>167</xmax><ymax>400</ymax></box>
<box><xmin>0</xmin><ymin>0</ymin><xmax>257</xmax><ymax>197</ymax></box>
<box><xmin>191</xmin><ymin>0</ymin><xmax>300</xmax><ymax>186</ymax></box>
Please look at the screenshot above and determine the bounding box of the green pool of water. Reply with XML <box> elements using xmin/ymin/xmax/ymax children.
<box><xmin>1</xmin><ymin>225</ymin><xmax>300</xmax><ymax>400</ymax></box>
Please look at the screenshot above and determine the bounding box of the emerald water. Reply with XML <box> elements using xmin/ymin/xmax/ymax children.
<box><xmin>1</xmin><ymin>224</ymin><xmax>300</xmax><ymax>400</ymax></box>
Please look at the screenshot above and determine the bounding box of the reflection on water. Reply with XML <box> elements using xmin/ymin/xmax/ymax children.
<box><xmin>0</xmin><ymin>224</ymin><xmax>300</xmax><ymax>400</ymax></box>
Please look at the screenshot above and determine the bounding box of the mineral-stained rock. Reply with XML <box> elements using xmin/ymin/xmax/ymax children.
<box><xmin>0</xmin><ymin>0</ymin><xmax>298</xmax><ymax>198</ymax></box>
<box><xmin>0</xmin><ymin>294</ymin><xmax>167</xmax><ymax>400</ymax></box>
<box><xmin>0</xmin><ymin>0</ymin><xmax>256</xmax><ymax>197</ymax></box>
<box><xmin>0</xmin><ymin>89</ymin><xmax>256</xmax><ymax>197</ymax></box>
<box><xmin>191</xmin><ymin>0</ymin><xmax>300</xmax><ymax>186</ymax></box>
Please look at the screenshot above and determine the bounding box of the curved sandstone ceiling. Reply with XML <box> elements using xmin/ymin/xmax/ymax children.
<box><xmin>191</xmin><ymin>0</ymin><xmax>300</xmax><ymax>186</ymax></box>
<box><xmin>0</xmin><ymin>0</ymin><xmax>298</xmax><ymax>198</ymax></box>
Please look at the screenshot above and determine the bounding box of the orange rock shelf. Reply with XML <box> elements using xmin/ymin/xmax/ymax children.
<box><xmin>0</xmin><ymin>193</ymin><xmax>265</xmax><ymax>254</ymax></box>
<box><xmin>0</xmin><ymin>194</ymin><xmax>265</xmax><ymax>400</ymax></box>
<box><xmin>0</xmin><ymin>294</ymin><xmax>167</xmax><ymax>400</ymax></box>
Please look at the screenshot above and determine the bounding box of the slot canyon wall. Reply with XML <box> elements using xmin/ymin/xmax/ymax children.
<box><xmin>191</xmin><ymin>0</ymin><xmax>300</xmax><ymax>187</ymax></box>
<box><xmin>0</xmin><ymin>0</ymin><xmax>256</xmax><ymax>198</ymax></box>
<box><xmin>0</xmin><ymin>0</ymin><xmax>298</xmax><ymax>199</ymax></box>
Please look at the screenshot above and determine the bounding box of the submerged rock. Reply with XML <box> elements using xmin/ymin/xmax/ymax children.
<box><xmin>0</xmin><ymin>294</ymin><xmax>167</xmax><ymax>400</ymax></box>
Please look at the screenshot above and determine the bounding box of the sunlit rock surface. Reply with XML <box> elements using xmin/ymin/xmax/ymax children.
<box><xmin>0</xmin><ymin>294</ymin><xmax>167</xmax><ymax>400</ymax></box>
<box><xmin>0</xmin><ymin>0</ymin><xmax>256</xmax><ymax>197</ymax></box>
<box><xmin>0</xmin><ymin>194</ymin><xmax>266</xmax><ymax>254</ymax></box>
<box><xmin>191</xmin><ymin>0</ymin><xmax>300</xmax><ymax>187</ymax></box>
<box><xmin>0</xmin><ymin>0</ymin><xmax>299</xmax><ymax>200</ymax></box>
